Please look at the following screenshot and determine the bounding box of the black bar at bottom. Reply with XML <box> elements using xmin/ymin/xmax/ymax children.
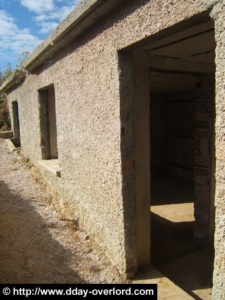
<box><xmin>0</xmin><ymin>284</ymin><xmax>157</xmax><ymax>298</ymax></box>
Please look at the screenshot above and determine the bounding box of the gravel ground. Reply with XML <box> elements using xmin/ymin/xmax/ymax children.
<box><xmin>0</xmin><ymin>139</ymin><xmax>122</xmax><ymax>284</ymax></box>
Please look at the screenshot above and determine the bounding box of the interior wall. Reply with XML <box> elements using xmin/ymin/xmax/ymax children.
<box><xmin>150</xmin><ymin>74</ymin><xmax>215</xmax><ymax>247</ymax></box>
<box><xmin>150</xmin><ymin>94</ymin><xmax>167</xmax><ymax>176</ymax></box>
<box><xmin>150</xmin><ymin>91</ymin><xmax>195</xmax><ymax>181</ymax></box>
<box><xmin>193</xmin><ymin>74</ymin><xmax>215</xmax><ymax>246</ymax></box>
<box><xmin>166</xmin><ymin>92</ymin><xmax>195</xmax><ymax>180</ymax></box>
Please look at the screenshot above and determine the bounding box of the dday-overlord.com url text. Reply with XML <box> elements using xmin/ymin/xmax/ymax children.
<box><xmin>2</xmin><ymin>285</ymin><xmax>157</xmax><ymax>298</ymax></box>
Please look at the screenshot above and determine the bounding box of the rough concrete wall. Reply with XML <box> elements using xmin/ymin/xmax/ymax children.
<box><xmin>211</xmin><ymin>2</ymin><xmax>225</xmax><ymax>300</ymax></box>
<box><xmin>6</xmin><ymin>0</ymin><xmax>224</xmax><ymax>285</ymax></box>
<box><xmin>8</xmin><ymin>78</ymin><xmax>43</xmax><ymax>161</ymax></box>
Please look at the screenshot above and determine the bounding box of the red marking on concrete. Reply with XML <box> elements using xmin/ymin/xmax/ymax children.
<box><xmin>122</xmin><ymin>160</ymin><xmax>134</xmax><ymax>174</ymax></box>
<box><xmin>121</xmin><ymin>98</ymin><xmax>128</xmax><ymax>109</ymax></box>
<box><xmin>40</xmin><ymin>136</ymin><xmax>46</xmax><ymax>147</ymax></box>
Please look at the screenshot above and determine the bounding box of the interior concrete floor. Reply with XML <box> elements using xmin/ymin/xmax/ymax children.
<box><xmin>150</xmin><ymin>175</ymin><xmax>213</xmax><ymax>299</ymax></box>
<box><xmin>151</xmin><ymin>202</ymin><xmax>195</xmax><ymax>265</ymax></box>
<box><xmin>158</xmin><ymin>248</ymin><xmax>213</xmax><ymax>300</ymax></box>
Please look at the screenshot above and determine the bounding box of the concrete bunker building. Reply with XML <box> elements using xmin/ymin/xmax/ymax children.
<box><xmin>1</xmin><ymin>0</ymin><xmax>225</xmax><ymax>298</ymax></box>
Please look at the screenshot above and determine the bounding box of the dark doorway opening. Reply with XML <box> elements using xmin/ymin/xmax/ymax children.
<box><xmin>11</xmin><ymin>101</ymin><xmax>21</xmax><ymax>147</ymax></box>
<box><xmin>39</xmin><ymin>85</ymin><xmax>58</xmax><ymax>160</ymax></box>
<box><xmin>148</xmin><ymin>22</ymin><xmax>215</xmax><ymax>299</ymax></box>
<box><xmin>119</xmin><ymin>15</ymin><xmax>215</xmax><ymax>298</ymax></box>
<box><xmin>150</xmin><ymin>90</ymin><xmax>195</xmax><ymax>266</ymax></box>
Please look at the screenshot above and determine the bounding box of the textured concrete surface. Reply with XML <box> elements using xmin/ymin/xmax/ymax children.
<box><xmin>1</xmin><ymin>0</ymin><xmax>224</xmax><ymax>297</ymax></box>
<box><xmin>37</xmin><ymin>160</ymin><xmax>60</xmax><ymax>177</ymax></box>
<box><xmin>0</xmin><ymin>131</ymin><xmax>13</xmax><ymax>139</ymax></box>
<box><xmin>158</xmin><ymin>249</ymin><xmax>213</xmax><ymax>300</ymax></box>
<box><xmin>22</xmin><ymin>0</ymin><xmax>124</xmax><ymax>72</ymax></box>
<box><xmin>151</xmin><ymin>201</ymin><xmax>213</xmax><ymax>299</ymax></box>
<box><xmin>5</xmin><ymin>139</ymin><xmax>17</xmax><ymax>152</ymax></box>
<box><xmin>132</xmin><ymin>268</ymin><xmax>194</xmax><ymax>300</ymax></box>
<box><xmin>211</xmin><ymin>2</ymin><xmax>225</xmax><ymax>299</ymax></box>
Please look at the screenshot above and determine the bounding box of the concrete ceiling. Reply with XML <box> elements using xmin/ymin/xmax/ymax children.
<box><xmin>146</xmin><ymin>21</ymin><xmax>215</xmax><ymax>93</ymax></box>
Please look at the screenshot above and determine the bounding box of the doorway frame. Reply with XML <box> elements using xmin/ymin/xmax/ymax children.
<box><xmin>11</xmin><ymin>100</ymin><xmax>21</xmax><ymax>147</ymax></box>
<box><xmin>38</xmin><ymin>84</ymin><xmax>58</xmax><ymax>160</ymax></box>
<box><xmin>119</xmin><ymin>15</ymin><xmax>216</xmax><ymax>276</ymax></box>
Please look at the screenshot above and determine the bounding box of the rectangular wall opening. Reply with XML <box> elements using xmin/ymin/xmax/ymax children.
<box><xmin>39</xmin><ymin>85</ymin><xmax>58</xmax><ymax>160</ymax></box>
<box><xmin>11</xmin><ymin>101</ymin><xmax>21</xmax><ymax>147</ymax></box>
<box><xmin>150</xmin><ymin>90</ymin><xmax>195</xmax><ymax>265</ymax></box>
<box><xmin>148</xmin><ymin>22</ymin><xmax>215</xmax><ymax>299</ymax></box>
<box><xmin>129</xmin><ymin>17</ymin><xmax>216</xmax><ymax>299</ymax></box>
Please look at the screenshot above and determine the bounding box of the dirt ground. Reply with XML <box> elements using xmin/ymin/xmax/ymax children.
<box><xmin>0</xmin><ymin>139</ymin><xmax>122</xmax><ymax>284</ymax></box>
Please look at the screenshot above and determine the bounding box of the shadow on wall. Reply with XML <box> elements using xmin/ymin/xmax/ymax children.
<box><xmin>0</xmin><ymin>179</ymin><xmax>84</xmax><ymax>284</ymax></box>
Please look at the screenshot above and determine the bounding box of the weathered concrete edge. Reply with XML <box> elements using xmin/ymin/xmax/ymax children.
<box><xmin>4</xmin><ymin>139</ymin><xmax>17</xmax><ymax>152</ymax></box>
<box><xmin>0</xmin><ymin>69</ymin><xmax>26</xmax><ymax>93</ymax></box>
<box><xmin>21</xmin><ymin>0</ymin><xmax>123</xmax><ymax>71</ymax></box>
<box><xmin>22</xmin><ymin>0</ymin><xmax>100</xmax><ymax>68</ymax></box>
<box><xmin>0</xmin><ymin>0</ymin><xmax>219</xmax><ymax>92</ymax></box>
<box><xmin>0</xmin><ymin>131</ymin><xmax>13</xmax><ymax>139</ymax></box>
<box><xmin>37</xmin><ymin>160</ymin><xmax>61</xmax><ymax>177</ymax></box>
<box><xmin>1</xmin><ymin>0</ymin><xmax>123</xmax><ymax>92</ymax></box>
